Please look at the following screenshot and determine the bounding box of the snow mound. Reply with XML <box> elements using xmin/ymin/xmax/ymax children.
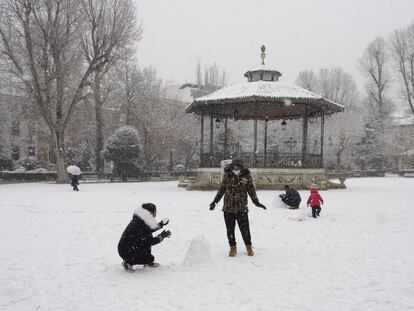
<box><xmin>12</xmin><ymin>167</ymin><xmax>25</xmax><ymax>173</ymax></box>
<box><xmin>182</xmin><ymin>234</ymin><xmax>212</xmax><ymax>266</ymax></box>
<box><xmin>31</xmin><ymin>168</ymin><xmax>49</xmax><ymax>173</ymax></box>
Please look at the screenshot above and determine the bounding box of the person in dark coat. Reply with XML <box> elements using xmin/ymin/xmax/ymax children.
<box><xmin>70</xmin><ymin>174</ymin><xmax>79</xmax><ymax>191</ymax></box>
<box><xmin>279</xmin><ymin>185</ymin><xmax>301</xmax><ymax>209</ymax></box>
<box><xmin>209</xmin><ymin>159</ymin><xmax>266</xmax><ymax>257</ymax></box>
<box><xmin>118</xmin><ymin>203</ymin><xmax>171</xmax><ymax>271</ymax></box>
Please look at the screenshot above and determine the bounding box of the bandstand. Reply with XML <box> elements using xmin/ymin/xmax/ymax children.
<box><xmin>185</xmin><ymin>46</ymin><xmax>345</xmax><ymax>190</ymax></box>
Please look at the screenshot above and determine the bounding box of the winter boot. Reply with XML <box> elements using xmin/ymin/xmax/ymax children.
<box><xmin>122</xmin><ymin>261</ymin><xmax>134</xmax><ymax>272</ymax></box>
<box><xmin>229</xmin><ymin>246</ymin><xmax>237</xmax><ymax>257</ymax></box>
<box><xmin>246</xmin><ymin>245</ymin><xmax>254</xmax><ymax>256</ymax></box>
<box><xmin>145</xmin><ymin>262</ymin><xmax>160</xmax><ymax>268</ymax></box>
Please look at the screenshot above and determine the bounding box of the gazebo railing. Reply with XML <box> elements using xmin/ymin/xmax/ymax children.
<box><xmin>200</xmin><ymin>152</ymin><xmax>322</xmax><ymax>168</ymax></box>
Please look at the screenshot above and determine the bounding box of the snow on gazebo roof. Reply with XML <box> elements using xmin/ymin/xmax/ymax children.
<box><xmin>245</xmin><ymin>64</ymin><xmax>280</xmax><ymax>73</ymax></box>
<box><xmin>244</xmin><ymin>64</ymin><xmax>281</xmax><ymax>77</ymax></box>
<box><xmin>186</xmin><ymin>80</ymin><xmax>344</xmax><ymax>119</ymax></box>
<box><xmin>193</xmin><ymin>80</ymin><xmax>336</xmax><ymax>103</ymax></box>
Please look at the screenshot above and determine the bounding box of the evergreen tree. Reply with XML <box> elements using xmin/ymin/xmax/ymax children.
<box><xmin>103</xmin><ymin>126</ymin><xmax>142</xmax><ymax>180</ymax></box>
<box><xmin>354</xmin><ymin>119</ymin><xmax>383</xmax><ymax>170</ymax></box>
<box><xmin>215</xmin><ymin>128</ymin><xmax>238</xmax><ymax>157</ymax></box>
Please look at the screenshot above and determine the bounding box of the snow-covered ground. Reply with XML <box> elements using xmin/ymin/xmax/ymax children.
<box><xmin>0</xmin><ymin>178</ymin><xmax>413</xmax><ymax>311</ymax></box>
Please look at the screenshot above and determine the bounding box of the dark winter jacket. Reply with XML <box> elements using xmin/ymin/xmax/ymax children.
<box><xmin>284</xmin><ymin>187</ymin><xmax>301</xmax><ymax>207</ymax></box>
<box><xmin>213</xmin><ymin>163</ymin><xmax>259</xmax><ymax>213</ymax></box>
<box><xmin>70</xmin><ymin>175</ymin><xmax>79</xmax><ymax>186</ymax></box>
<box><xmin>118</xmin><ymin>207</ymin><xmax>163</xmax><ymax>263</ymax></box>
<box><xmin>307</xmin><ymin>188</ymin><xmax>324</xmax><ymax>207</ymax></box>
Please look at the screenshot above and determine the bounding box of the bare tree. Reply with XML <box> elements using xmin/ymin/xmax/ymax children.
<box><xmin>0</xmin><ymin>0</ymin><xmax>138</xmax><ymax>182</ymax></box>
<box><xmin>295</xmin><ymin>70</ymin><xmax>318</xmax><ymax>92</ymax></box>
<box><xmin>318</xmin><ymin>68</ymin><xmax>359</xmax><ymax>110</ymax></box>
<box><xmin>195</xmin><ymin>58</ymin><xmax>202</xmax><ymax>86</ymax></box>
<box><xmin>220</xmin><ymin>69</ymin><xmax>227</xmax><ymax>87</ymax></box>
<box><xmin>359</xmin><ymin>37</ymin><xmax>392</xmax><ymax>121</ymax></box>
<box><xmin>196</xmin><ymin>60</ymin><xmax>227</xmax><ymax>90</ymax></box>
<box><xmin>389</xmin><ymin>22</ymin><xmax>414</xmax><ymax>115</ymax></box>
<box><xmin>80</xmin><ymin>0</ymin><xmax>141</xmax><ymax>175</ymax></box>
<box><xmin>296</xmin><ymin>67</ymin><xmax>361</xmax><ymax>170</ymax></box>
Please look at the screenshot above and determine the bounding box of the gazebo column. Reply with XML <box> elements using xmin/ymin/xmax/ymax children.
<box><xmin>263</xmin><ymin>119</ymin><xmax>268</xmax><ymax>167</ymax></box>
<box><xmin>209</xmin><ymin>114</ymin><xmax>214</xmax><ymax>166</ymax></box>
<box><xmin>253</xmin><ymin>118</ymin><xmax>258</xmax><ymax>166</ymax></box>
<box><xmin>302</xmin><ymin>106</ymin><xmax>309</xmax><ymax>167</ymax></box>
<box><xmin>320</xmin><ymin>113</ymin><xmax>325</xmax><ymax>168</ymax></box>
<box><xmin>200</xmin><ymin>114</ymin><xmax>204</xmax><ymax>166</ymax></box>
<box><xmin>224</xmin><ymin>117</ymin><xmax>228</xmax><ymax>157</ymax></box>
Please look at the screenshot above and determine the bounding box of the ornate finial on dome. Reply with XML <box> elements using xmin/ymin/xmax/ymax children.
<box><xmin>244</xmin><ymin>46</ymin><xmax>282</xmax><ymax>82</ymax></box>
<box><xmin>260</xmin><ymin>45</ymin><xmax>266</xmax><ymax>65</ymax></box>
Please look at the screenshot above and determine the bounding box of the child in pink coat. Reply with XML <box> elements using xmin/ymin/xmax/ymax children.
<box><xmin>307</xmin><ymin>187</ymin><xmax>324</xmax><ymax>218</ymax></box>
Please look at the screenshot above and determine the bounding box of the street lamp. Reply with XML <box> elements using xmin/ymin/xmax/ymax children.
<box><xmin>215</xmin><ymin>117</ymin><xmax>221</xmax><ymax>128</ymax></box>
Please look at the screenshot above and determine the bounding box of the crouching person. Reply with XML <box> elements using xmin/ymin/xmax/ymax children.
<box><xmin>279</xmin><ymin>185</ymin><xmax>301</xmax><ymax>209</ymax></box>
<box><xmin>118</xmin><ymin>203</ymin><xmax>171</xmax><ymax>271</ymax></box>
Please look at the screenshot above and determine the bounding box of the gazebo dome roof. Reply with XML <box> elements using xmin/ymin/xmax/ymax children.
<box><xmin>185</xmin><ymin>45</ymin><xmax>344</xmax><ymax>120</ymax></box>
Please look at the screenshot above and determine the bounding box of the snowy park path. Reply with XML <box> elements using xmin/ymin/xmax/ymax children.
<box><xmin>0</xmin><ymin>178</ymin><xmax>413</xmax><ymax>311</ymax></box>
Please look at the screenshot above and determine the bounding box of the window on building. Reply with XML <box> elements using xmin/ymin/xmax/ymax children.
<box><xmin>11</xmin><ymin>121</ymin><xmax>20</xmax><ymax>136</ymax></box>
<box><xmin>11</xmin><ymin>146</ymin><xmax>20</xmax><ymax>160</ymax></box>
<box><xmin>27</xmin><ymin>146</ymin><xmax>36</xmax><ymax>157</ymax></box>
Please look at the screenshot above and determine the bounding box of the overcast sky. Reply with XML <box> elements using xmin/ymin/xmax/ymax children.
<box><xmin>134</xmin><ymin>0</ymin><xmax>414</xmax><ymax>91</ymax></box>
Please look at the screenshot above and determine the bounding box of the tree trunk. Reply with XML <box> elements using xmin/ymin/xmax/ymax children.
<box><xmin>94</xmin><ymin>70</ymin><xmax>105</xmax><ymax>176</ymax></box>
<box><xmin>95</xmin><ymin>104</ymin><xmax>104</xmax><ymax>175</ymax></box>
<box><xmin>336</xmin><ymin>151</ymin><xmax>342</xmax><ymax>171</ymax></box>
<box><xmin>53</xmin><ymin>129</ymin><xmax>67</xmax><ymax>183</ymax></box>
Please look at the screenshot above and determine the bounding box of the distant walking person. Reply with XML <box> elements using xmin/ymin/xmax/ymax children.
<box><xmin>209</xmin><ymin>159</ymin><xmax>266</xmax><ymax>257</ymax></box>
<box><xmin>71</xmin><ymin>175</ymin><xmax>79</xmax><ymax>191</ymax></box>
<box><xmin>307</xmin><ymin>186</ymin><xmax>324</xmax><ymax>218</ymax></box>
<box><xmin>279</xmin><ymin>185</ymin><xmax>301</xmax><ymax>209</ymax></box>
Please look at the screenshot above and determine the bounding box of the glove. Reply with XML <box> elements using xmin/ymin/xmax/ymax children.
<box><xmin>161</xmin><ymin>230</ymin><xmax>171</xmax><ymax>238</ymax></box>
<box><xmin>159</xmin><ymin>218</ymin><xmax>169</xmax><ymax>228</ymax></box>
<box><xmin>209</xmin><ymin>202</ymin><xmax>216</xmax><ymax>210</ymax></box>
<box><xmin>157</xmin><ymin>230</ymin><xmax>171</xmax><ymax>241</ymax></box>
<box><xmin>254</xmin><ymin>201</ymin><xmax>267</xmax><ymax>210</ymax></box>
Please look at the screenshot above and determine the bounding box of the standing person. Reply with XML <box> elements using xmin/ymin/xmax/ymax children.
<box><xmin>70</xmin><ymin>174</ymin><xmax>79</xmax><ymax>191</ymax></box>
<box><xmin>209</xmin><ymin>159</ymin><xmax>266</xmax><ymax>257</ymax></box>
<box><xmin>279</xmin><ymin>185</ymin><xmax>301</xmax><ymax>209</ymax></box>
<box><xmin>118</xmin><ymin>203</ymin><xmax>171</xmax><ymax>271</ymax></box>
<box><xmin>307</xmin><ymin>186</ymin><xmax>324</xmax><ymax>218</ymax></box>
